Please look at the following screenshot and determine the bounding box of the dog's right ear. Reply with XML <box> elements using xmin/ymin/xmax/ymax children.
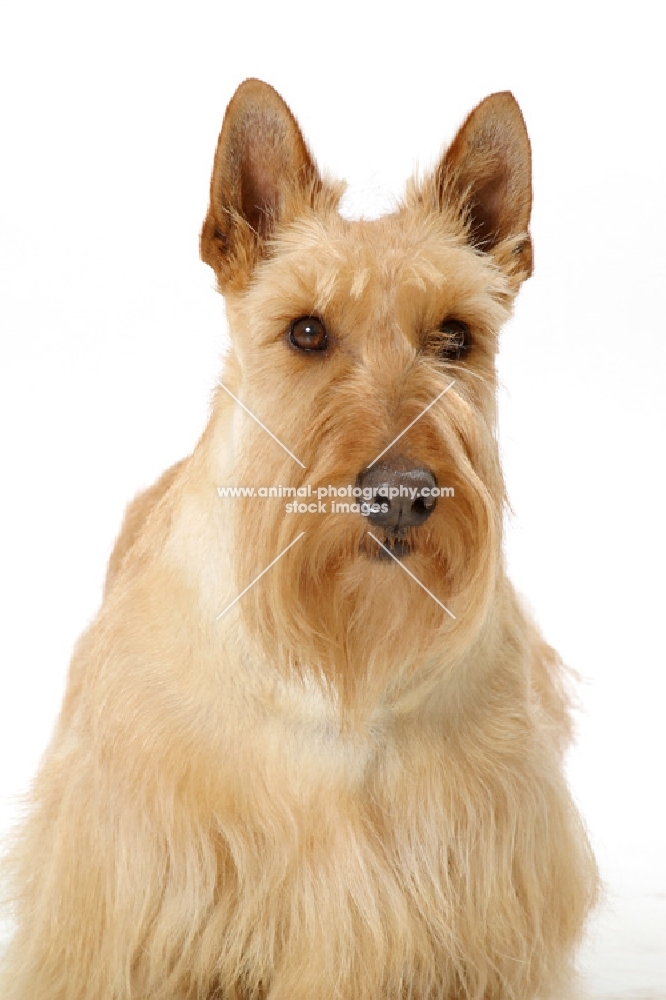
<box><xmin>200</xmin><ymin>79</ymin><xmax>322</xmax><ymax>290</ymax></box>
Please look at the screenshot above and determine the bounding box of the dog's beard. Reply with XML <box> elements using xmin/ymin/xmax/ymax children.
<box><xmin>228</xmin><ymin>440</ymin><xmax>501</xmax><ymax>719</ymax></box>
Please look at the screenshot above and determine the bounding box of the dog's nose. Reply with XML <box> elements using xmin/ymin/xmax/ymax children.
<box><xmin>357</xmin><ymin>460</ymin><xmax>438</xmax><ymax>528</ymax></box>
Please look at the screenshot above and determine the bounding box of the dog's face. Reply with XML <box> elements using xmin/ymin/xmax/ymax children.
<box><xmin>202</xmin><ymin>81</ymin><xmax>533</xmax><ymax>709</ymax></box>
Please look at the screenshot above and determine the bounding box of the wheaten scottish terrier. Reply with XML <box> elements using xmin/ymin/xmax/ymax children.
<box><xmin>1</xmin><ymin>80</ymin><xmax>599</xmax><ymax>999</ymax></box>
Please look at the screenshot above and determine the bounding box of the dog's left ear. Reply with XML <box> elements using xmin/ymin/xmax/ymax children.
<box><xmin>438</xmin><ymin>92</ymin><xmax>533</xmax><ymax>282</ymax></box>
<box><xmin>201</xmin><ymin>78</ymin><xmax>325</xmax><ymax>290</ymax></box>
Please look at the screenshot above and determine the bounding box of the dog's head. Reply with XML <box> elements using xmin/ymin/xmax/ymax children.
<box><xmin>202</xmin><ymin>80</ymin><xmax>532</xmax><ymax>709</ymax></box>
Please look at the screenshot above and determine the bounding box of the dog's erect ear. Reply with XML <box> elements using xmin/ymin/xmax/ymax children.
<box><xmin>438</xmin><ymin>92</ymin><xmax>533</xmax><ymax>281</ymax></box>
<box><xmin>200</xmin><ymin>79</ymin><xmax>322</xmax><ymax>289</ymax></box>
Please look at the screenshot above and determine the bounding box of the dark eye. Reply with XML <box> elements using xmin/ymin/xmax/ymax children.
<box><xmin>289</xmin><ymin>316</ymin><xmax>328</xmax><ymax>352</ymax></box>
<box><xmin>436</xmin><ymin>319</ymin><xmax>471</xmax><ymax>360</ymax></box>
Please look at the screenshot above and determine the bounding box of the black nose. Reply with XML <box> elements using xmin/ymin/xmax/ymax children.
<box><xmin>357</xmin><ymin>459</ymin><xmax>438</xmax><ymax>529</ymax></box>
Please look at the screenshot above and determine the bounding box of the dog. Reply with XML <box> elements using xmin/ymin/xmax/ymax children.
<box><xmin>0</xmin><ymin>79</ymin><xmax>599</xmax><ymax>999</ymax></box>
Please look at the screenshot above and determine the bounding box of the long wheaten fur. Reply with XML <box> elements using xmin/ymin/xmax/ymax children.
<box><xmin>0</xmin><ymin>80</ymin><xmax>599</xmax><ymax>999</ymax></box>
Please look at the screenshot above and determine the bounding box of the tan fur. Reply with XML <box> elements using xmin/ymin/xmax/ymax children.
<box><xmin>104</xmin><ymin>459</ymin><xmax>186</xmax><ymax>591</ymax></box>
<box><xmin>0</xmin><ymin>80</ymin><xmax>599</xmax><ymax>999</ymax></box>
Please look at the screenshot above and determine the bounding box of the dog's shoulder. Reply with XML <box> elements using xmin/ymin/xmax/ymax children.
<box><xmin>104</xmin><ymin>458</ymin><xmax>187</xmax><ymax>594</ymax></box>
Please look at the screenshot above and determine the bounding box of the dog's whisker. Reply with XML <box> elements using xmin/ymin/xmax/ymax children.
<box><xmin>440</xmin><ymin>363</ymin><xmax>490</xmax><ymax>385</ymax></box>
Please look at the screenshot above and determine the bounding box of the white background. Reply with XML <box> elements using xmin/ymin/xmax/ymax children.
<box><xmin>0</xmin><ymin>2</ymin><xmax>664</xmax><ymax>996</ymax></box>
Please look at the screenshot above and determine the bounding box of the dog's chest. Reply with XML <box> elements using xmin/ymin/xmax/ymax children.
<box><xmin>259</xmin><ymin>672</ymin><xmax>387</xmax><ymax>789</ymax></box>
